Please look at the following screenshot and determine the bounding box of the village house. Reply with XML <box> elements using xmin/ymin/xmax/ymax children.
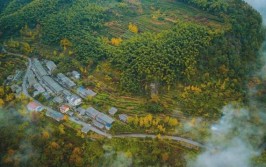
<box><xmin>53</xmin><ymin>96</ymin><xmax>64</xmax><ymax>104</ymax></box>
<box><xmin>96</xmin><ymin>113</ymin><xmax>115</xmax><ymax>130</ymax></box>
<box><xmin>108</xmin><ymin>107</ymin><xmax>118</xmax><ymax>116</ymax></box>
<box><xmin>92</xmin><ymin>120</ymin><xmax>104</xmax><ymax>129</ymax></box>
<box><xmin>66</xmin><ymin>95</ymin><xmax>82</xmax><ymax>106</ymax></box>
<box><xmin>42</xmin><ymin>92</ymin><xmax>51</xmax><ymax>100</ymax></box>
<box><xmin>42</xmin><ymin>75</ymin><xmax>64</xmax><ymax>94</ymax></box>
<box><xmin>32</xmin><ymin>58</ymin><xmax>48</xmax><ymax>77</ymax></box>
<box><xmin>76</xmin><ymin>87</ymin><xmax>97</xmax><ymax>98</ymax></box>
<box><xmin>27</xmin><ymin>102</ymin><xmax>43</xmax><ymax>112</ymax></box>
<box><xmin>57</xmin><ymin>73</ymin><xmax>76</xmax><ymax>88</ymax></box>
<box><xmin>119</xmin><ymin>114</ymin><xmax>128</xmax><ymax>123</ymax></box>
<box><xmin>76</xmin><ymin>107</ymin><xmax>86</xmax><ymax>116</ymax></box>
<box><xmin>46</xmin><ymin>110</ymin><xmax>64</xmax><ymax>122</ymax></box>
<box><xmin>85</xmin><ymin>107</ymin><xmax>115</xmax><ymax>130</ymax></box>
<box><xmin>11</xmin><ymin>84</ymin><xmax>22</xmax><ymax>95</ymax></box>
<box><xmin>46</xmin><ymin>60</ymin><xmax>57</xmax><ymax>74</ymax></box>
<box><xmin>86</xmin><ymin>107</ymin><xmax>101</xmax><ymax>119</ymax></box>
<box><xmin>27</xmin><ymin>70</ymin><xmax>37</xmax><ymax>87</ymax></box>
<box><xmin>33</xmin><ymin>83</ymin><xmax>45</xmax><ymax>93</ymax></box>
<box><xmin>60</xmin><ymin>105</ymin><xmax>70</xmax><ymax>113</ymax></box>
<box><xmin>72</xmin><ymin>71</ymin><xmax>81</xmax><ymax>80</ymax></box>
<box><xmin>81</xmin><ymin>126</ymin><xmax>90</xmax><ymax>134</ymax></box>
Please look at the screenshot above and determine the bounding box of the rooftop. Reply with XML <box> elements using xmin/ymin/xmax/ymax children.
<box><xmin>119</xmin><ymin>114</ymin><xmax>128</xmax><ymax>122</ymax></box>
<box><xmin>57</xmin><ymin>73</ymin><xmax>76</xmax><ymax>87</ymax></box>
<box><xmin>53</xmin><ymin>96</ymin><xmax>64</xmax><ymax>103</ymax></box>
<box><xmin>77</xmin><ymin>87</ymin><xmax>97</xmax><ymax>97</ymax></box>
<box><xmin>92</xmin><ymin>120</ymin><xmax>104</xmax><ymax>129</ymax></box>
<box><xmin>72</xmin><ymin>71</ymin><xmax>80</xmax><ymax>76</ymax></box>
<box><xmin>27</xmin><ymin>102</ymin><xmax>43</xmax><ymax>112</ymax></box>
<box><xmin>46</xmin><ymin>110</ymin><xmax>64</xmax><ymax>121</ymax></box>
<box><xmin>96</xmin><ymin>113</ymin><xmax>115</xmax><ymax>125</ymax></box>
<box><xmin>33</xmin><ymin>58</ymin><xmax>48</xmax><ymax>76</ymax></box>
<box><xmin>46</xmin><ymin>61</ymin><xmax>57</xmax><ymax>71</ymax></box>
<box><xmin>42</xmin><ymin>76</ymin><xmax>64</xmax><ymax>93</ymax></box>
<box><xmin>81</xmin><ymin>126</ymin><xmax>90</xmax><ymax>133</ymax></box>
<box><xmin>86</xmin><ymin>107</ymin><xmax>101</xmax><ymax>118</ymax></box>
<box><xmin>109</xmin><ymin>107</ymin><xmax>118</xmax><ymax>115</ymax></box>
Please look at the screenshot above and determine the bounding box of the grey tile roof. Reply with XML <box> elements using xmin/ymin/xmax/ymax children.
<box><xmin>57</xmin><ymin>73</ymin><xmax>76</xmax><ymax>87</ymax></box>
<box><xmin>86</xmin><ymin>107</ymin><xmax>101</xmax><ymax>118</ymax></box>
<box><xmin>96</xmin><ymin>113</ymin><xmax>114</xmax><ymax>125</ymax></box>
<box><xmin>46</xmin><ymin>61</ymin><xmax>57</xmax><ymax>71</ymax></box>
<box><xmin>108</xmin><ymin>107</ymin><xmax>118</xmax><ymax>115</ymax></box>
<box><xmin>42</xmin><ymin>76</ymin><xmax>64</xmax><ymax>93</ymax></box>
<box><xmin>33</xmin><ymin>59</ymin><xmax>48</xmax><ymax>76</ymax></box>
<box><xmin>119</xmin><ymin>114</ymin><xmax>128</xmax><ymax>122</ymax></box>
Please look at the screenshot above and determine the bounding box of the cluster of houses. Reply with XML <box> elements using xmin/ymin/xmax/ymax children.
<box><xmin>29</xmin><ymin>58</ymin><xmax>83</xmax><ymax>106</ymax></box>
<box><xmin>77</xmin><ymin>107</ymin><xmax>115</xmax><ymax>130</ymax></box>
<box><xmin>24</xmin><ymin>58</ymin><xmax>129</xmax><ymax>133</ymax></box>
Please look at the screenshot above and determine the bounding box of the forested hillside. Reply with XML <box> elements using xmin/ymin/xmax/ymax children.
<box><xmin>0</xmin><ymin>0</ymin><xmax>264</xmax><ymax>115</ymax></box>
<box><xmin>0</xmin><ymin>0</ymin><xmax>265</xmax><ymax>166</ymax></box>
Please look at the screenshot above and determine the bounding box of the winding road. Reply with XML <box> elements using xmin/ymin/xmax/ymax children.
<box><xmin>2</xmin><ymin>48</ymin><xmax>205</xmax><ymax>149</ymax></box>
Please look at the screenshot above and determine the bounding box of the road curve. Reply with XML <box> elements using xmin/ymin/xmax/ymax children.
<box><xmin>114</xmin><ymin>134</ymin><xmax>205</xmax><ymax>148</ymax></box>
<box><xmin>3</xmin><ymin>49</ymin><xmax>205</xmax><ymax>149</ymax></box>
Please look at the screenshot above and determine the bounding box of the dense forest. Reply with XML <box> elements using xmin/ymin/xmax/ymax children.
<box><xmin>0</xmin><ymin>0</ymin><xmax>265</xmax><ymax>166</ymax></box>
<box><xmin>1</xmin><ymin>0</ymin><xmax>263</xmax><ymax>93</ymax></box>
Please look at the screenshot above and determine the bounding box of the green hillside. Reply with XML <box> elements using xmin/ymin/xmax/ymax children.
<box><xmin>0</xmin><ymin>0</ymin><xmax>265</xmax><ymax>166</ymax></box>
<box><xmin>0</xmin><ymin>0</ymin><xmax>264</xmax><ymax>117</ymax></box>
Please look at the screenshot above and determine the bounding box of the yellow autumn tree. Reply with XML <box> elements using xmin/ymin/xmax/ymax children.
<box><xmin>157</xmin><ymin>125</ymin><xmax>165</xmax><ymax>133</ymax></box>
<box><xmin>128</xmin><ymin>22</ymin><xmax>138</xmax><ymax>33</ymax></box>
<box><xmin>42</xmin><ymin>131</ymin><xmax>50</xmax><ymax>139</ymax></box>
<box><xmin>168</xmin><ymin>118</ymin><xmax>178</xmax><ymax>127</ymax></box>
<box><xmin>0</xmin><ymin>99</ymin><xmax>4</xmax><ymax>107</ymax></box>
<box><xmin>58</xmin><ymin>124</ymin><xmax>65</xmax><ymax>135</ymax></box>
<box><xmin>60</xmin><ymin>38</ymin><xmax>72</xmax><ymax>50</ymax></box>
<box><xmin>21</xmin><ymin>42</ymin><xmax>32</xmax><ymax>54</ymax></box>
<box><xmin>111</xmin><ymin>37</ymin><xmax>123</xmax><ymax>46</ymax></box>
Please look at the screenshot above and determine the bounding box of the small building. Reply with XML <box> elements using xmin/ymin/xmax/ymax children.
<box><xmin>11</xmin><ymin>85</ymin><xmax>22</xmax><ymax>95</ymax></box>
<box><xmin>42</xmin><ymin>75</ymin><xmax>64</xmax><ymax>94</ymax></box>
<box><xmin>76</xmin><ymin>107</ymin><xmax>86</xmax><ymax>116</ymax></box>
<box><xmin>46</xmin><ymin>110</ymin><xmax>64</xmax><ymax>122</ymax></box>
<box><xmin>46</xmin><ymin>60</ymin><xmax>57</xmax><ymax>73</ymax></box>
<box><xmin>76</xmin><ymin>87</ymin><xmax>97</xmax><ymax>98</ymax></box>
<box><xmin>42</xmin><ymin>92</ymin><xmax>51</xmax><ymax>100</ymax></box>
<box><xmin>72</xmin><ymin>71</ymin><xmax>81</xmax><ymax>80</ymax></box>
<box><xmin>119</xmin><ymin>114</ymin><xmax>128</xmax><ymax>123</ymax></box>
<box><xmin>68</xmin><ymin>111</ymin><xmax>74</xmax><ymax>117</ymax></box>
<box><xmin>96</xmin><ymin>113</ymin><xmax>115</xmax><ymax>130</ymax></box>
<box><xmin>27</xmin><ymin>70</ymin><xmax>37</xmax><ymax>87</ymax></box>
<box><xmin>27</xmin><ymin>102</ymin><xmax>43</xmax><ymax>112</ymax></box>
<box><xmin>57</xmin><ymin>73</ymin><xmax>76</xmax><ymax>88</ymax></box>
<box><xmin>86</xmin><ymin>107</ymin><xmax>101</xmax><ymax>119</ymax></box>
<box><xmin>33</xmin><ymin>83</ymin><xmax>45</xmax><ymax>93</ymax></box>
<box><xmin>53</xmin><ymin>96</ymin><xmax>64</xmax><ymax>104</ymax></box>
<box><xmin>7</xmin><ymin>75</ymin><xmax>13</xmax><ymax>81</ymax></box>
<box><xmin>108</xmin><ymin>107</ymin><xmax>118</xmax><ymax>116</ymax></box>
<box><xmin>32</xmin><ymin>58</ymin><xmax>48</xmax><ymax>77</ymax></box>
<box><xmin>60</xmin><ymin>105</ymin><xmax>70</xmax><ymax>113</ymax></box>
<box><xmin>81</xmin><ymin>126</ymin><xmax>90</xmax><ymax>134</ymax></box>
<box><xmin>66</xmin><ymin>95</ymin><xmax>82</xmax><ymax>106</ymax></box>
<box><xmin>92</xmin><ymin>120</ymin><xmax>104</xmax><ymax>129</ymax></box>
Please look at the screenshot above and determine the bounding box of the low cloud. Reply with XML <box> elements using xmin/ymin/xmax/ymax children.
<box><xmin>192</xmin><ymin>1</ymin><xmax>266</xmax><ymax>167</ymax></box>
<box><xmin>244</xmin><ymin>0</ymin><xmax>266</xmax><ymax>23</ymax></box>
<box><xmin>192</xmin><ymin>105</ymin><xmax>265</xmax><ymax>167</ymax></box>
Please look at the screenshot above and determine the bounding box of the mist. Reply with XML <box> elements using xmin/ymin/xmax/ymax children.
<box><xmin>191</xmin><ymin>1</ymin><xmax>266</xmax><ymax>167</ymax></box>
<box><xmin>244</xmin><ymin>0</ymin><xmax>266</xmax><ymax>24</ymax></box>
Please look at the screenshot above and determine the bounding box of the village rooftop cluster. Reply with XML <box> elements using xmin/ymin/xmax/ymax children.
<box><xmin>7</xmin><ymin>58</ymin><xmax>129</xmax><ymax>135</ymax></box>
